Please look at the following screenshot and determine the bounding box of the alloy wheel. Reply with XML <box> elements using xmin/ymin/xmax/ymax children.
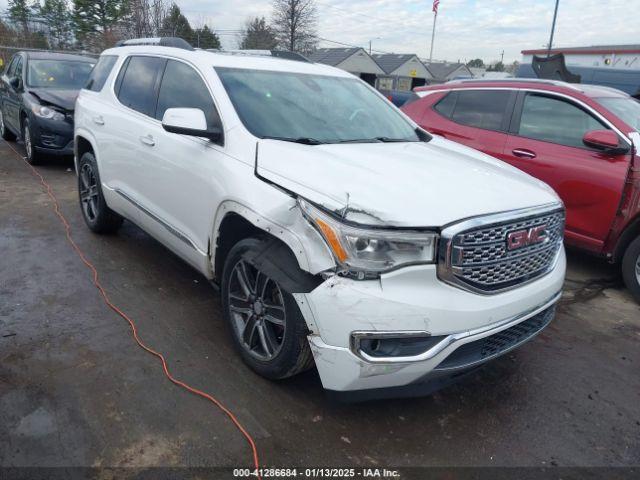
<box><xmin>79</xmin><ymin>163</ymin><xmax>99</xmax><ymax>222</ymax></box>
<box><xmin>0</xmin><ymin>110</ymin><xmax>4</xmax><ymax>135</ymax></box>
<box><xmin>636</xmin><ymin>254</ymin><xmax>640</xmax><ymax>285</ymax></box>
<box><xmin>228</xmin><ymin>259</ymin><xmax>286</xmax><ymax>361</ymax></box>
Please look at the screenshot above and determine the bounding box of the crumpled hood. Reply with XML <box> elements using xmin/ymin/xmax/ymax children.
<box><xmin>28</xmin><ymin>88</ymin><xmax>78</xmax><ymax>111</ymax></box>
<box><xmin>256</xmin><ymin>136</ymin><xmax>560</xmax><ymax>227</ymax></box>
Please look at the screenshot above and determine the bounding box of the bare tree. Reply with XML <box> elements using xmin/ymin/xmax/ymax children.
<box><xmin>271</xmin><ymin>0</ymin><xmax>317</xmax><ymax>53</ymax></box>
<box><xmin>149</xmin><ymin>0</ymin><xmax>169</xmax><ymax>35</ymax></box>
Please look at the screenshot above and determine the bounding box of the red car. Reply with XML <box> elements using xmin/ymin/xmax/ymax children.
<box><xmin>403</xmin><ymin>79</ymin><xmax>640</xmax><ymax>301</ymax></box>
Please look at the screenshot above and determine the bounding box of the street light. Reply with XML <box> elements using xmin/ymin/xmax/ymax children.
<box><xmin>369</xmin><ymin>37</ymin><xmax>381</xmax><ymax>54</ymax></box>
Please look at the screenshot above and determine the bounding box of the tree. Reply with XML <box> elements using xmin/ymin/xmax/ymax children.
<box><xmin>193</xmin><ymin>24</ymin><xmax>220</xmax><ymax>49</ymax></box>
<box><xmin>487</xmin><ymin>61</ymin><xmax>505</xmax><ymax>72</ymax></box>
<box><xmin>240</xmin><ymin>16</ymin><xmax>277</xmax><ymax>50</ymax></box>
<box><xmin>73</xmin><ymin>0</ymin><xmax>129</xmax><ymax>50</ymax></box>
<box><xmin>271</xmin><ymin>0</ymin><xmax>317</xmax><ymax>53</ymax></box>
<box><xmin>466</xmin><ymin>58</ymin><xmax>484</xmax><ymax>68</ymax></box>
<box><xmin>39</xmin><ymin>0</ymin><xmax>73</xmax><ymax>48</ymax></box>
<box><xmin>7</xmin><ymin>0</ymin><xmax>32</xmax><ymax>34</ymax></box>
<box><xmin>161</xmin><ymin>3</ymin><xmax>192</xmax><ymax>42</ymax></box>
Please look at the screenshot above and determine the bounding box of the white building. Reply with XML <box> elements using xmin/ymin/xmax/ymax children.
<box><xmin>521</xmin><ymin>45</ymin><xmax>640</xmax><ymax>70</ymax></box>
<box><xmin>307</xmin><ymin>48</ymin><xmax>384</xmax><ymax>86</ymax></box>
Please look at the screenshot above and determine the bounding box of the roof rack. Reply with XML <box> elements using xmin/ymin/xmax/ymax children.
<box><xmin>116</xmin><ymin>37</ymin><xmax>194</xmax><ymax>51</ymax></box>
<box><xmin>447</xmin><ymin>77</ymin><xmax>584</xmax><ymax>91</ymax></box>
<box><xmin>207</xmin><ymin>49</ymin><xmax>310</xmax><ymax>63</ymax></box>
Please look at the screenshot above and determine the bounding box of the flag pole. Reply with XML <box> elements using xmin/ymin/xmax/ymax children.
<box><xmin>429</xmin><ymin>9</ymin><xmax>438</xmax><ymax>63</ymax></box>
<box><xmin>547</xmin><ymin>0</ymin><xmax>560</xmax><ymax>57</ymax></box>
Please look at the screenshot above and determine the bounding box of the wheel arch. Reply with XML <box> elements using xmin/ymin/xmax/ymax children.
<box><xmin>74</xmin><ymin>131</ymin><xmax>98</xmax><ymax>174</ymax></box>
<box><xmin>612</xmin><ymin>213</ymin><xmax>640</xmax><ymax>263</ymax></box>
<box><xmin>211</xmin><ymin>201</ymin><xmax>334</xmax><ymax>288</ymax></box>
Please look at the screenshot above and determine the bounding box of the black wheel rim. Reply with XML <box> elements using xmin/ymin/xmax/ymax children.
<box><xmin>79</xmin><ymin>163</ymin><xmax>99</xmax><ymax>222</ymax></box>
<box><xmin>635</xmin><ymin>254</ymin><xmax>640</xmax><ymax>285</ymax></box>
<box><xmin>228</xmin><ymin>259</ymin><xmax>286</xmax><ymax>361</ymax></box>
<box><xmin>24</xmin><ymin>125</ymin><xmax>32</xmax><ymax>159</ymax></box>
<box><xmin>0</xmin><ymin>110</ymin><xmax>5</xmax><ymax>135</ymax></box>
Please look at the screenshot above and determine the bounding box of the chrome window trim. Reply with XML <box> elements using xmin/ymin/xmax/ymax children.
<box><xmin>437</xmin><ymin>203</ymin><xmax>565</xmax><ymax>295</ymax></box>
<box><xmin>350</xmin><ymin>291</ymin><xmax>562</xmax><ymax>364</ymax></box>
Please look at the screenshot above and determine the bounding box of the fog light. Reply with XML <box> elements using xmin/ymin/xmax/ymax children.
<box><xmin>355</xmin><ymin>333</ymin><xmax>446</xmax><ymax>358</ymax></box>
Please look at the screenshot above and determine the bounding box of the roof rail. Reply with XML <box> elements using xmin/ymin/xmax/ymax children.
<box><xmin>116</xmin><ymin>37</ymin><xmax>194</xmax><ymax>51</ymax></box>
<box><xmin>207</xmin><ymin>49</ymin><xmax>310</xmax><ymax>63</ymax></box>
<box><xmin>448</xmin><ymin>78</ymin><xmax>583</xmax><ymax>91</ymax></box>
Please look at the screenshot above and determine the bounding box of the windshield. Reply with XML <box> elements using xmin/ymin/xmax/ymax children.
<box><xmin>597</xmin><ymin>97</ymin><xmax>640</xmax><ymax>131</ymax></box>
<box><xmin>27</xmin><ymin>60</ymin><xmax>94</xmax><ymax>89</ymax></box>
<box><xmin>215</xmin><ymin>67</ymin><xmax>420</xmax><ymax>144</ymax></box>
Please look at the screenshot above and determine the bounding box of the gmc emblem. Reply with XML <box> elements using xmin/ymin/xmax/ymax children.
<box><xmin>507</xmin><ymin>225</ymin><xmax>548</xmax><ymax>251</ymax></box>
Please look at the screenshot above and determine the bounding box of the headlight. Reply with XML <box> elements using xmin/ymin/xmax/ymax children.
<box><xmin>32</xmin><ymin>105</ymin><xmax>65</xmax><ymax>121</ymax></box>
<box><xmin>299</xmin><ymin>198</ymin><xmax>437</xmax><ymax>278</ymax></box>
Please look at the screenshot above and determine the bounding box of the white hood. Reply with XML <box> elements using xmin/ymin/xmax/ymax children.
<box><xmin>256</xmin><ymin>135</ymin><xmax>560</xmax><ymax>227</ymax></box>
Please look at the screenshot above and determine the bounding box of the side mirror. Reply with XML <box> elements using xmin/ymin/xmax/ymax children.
<box><xmin>583</xmin><ymin>129</ymin><xmax>629</xmax><ymax>155</ymax></box>
<box><xmin>161</xmin><ymin>108</ymin><xmax>223</xmax><ymax>143</ymax></box>
<box><xmin>9</xmin><ymin>76</ymin><xmax>22</xmax><ymax>91</ymax></box>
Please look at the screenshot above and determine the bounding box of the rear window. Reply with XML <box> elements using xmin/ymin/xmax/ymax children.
<box><xmin>85</xmin><ymin>55</ymin><xmax>117</xmax><ymax>92</ymax></box>
<box><xmin>116</xmin><ymin>56</ymin><xmax>165</xmax><ymax>116</ymax></box>
<box><xmin>450</xmin><ymin>90</ymin><xmax>511</xmax><ymax>131</ymax></box>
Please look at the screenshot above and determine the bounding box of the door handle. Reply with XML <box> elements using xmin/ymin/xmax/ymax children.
<box><xmin>512</xmin><ymin>148</ymin><xmax>536</xmax><ymax>159</ymax></box>
<box><xmin>139</xmin><ymin>135</ymin><xmax>155</xmax><ymax>147</ymax></box>
<box><xmin>92</xmin><ymin>116</ymin><xmax>104</xmax><ymax>125</ymax></box>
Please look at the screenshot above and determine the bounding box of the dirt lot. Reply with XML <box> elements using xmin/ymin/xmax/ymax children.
<box><xmin>1</xmin><ymin>138</ymin><xmax>639</xmax><ymax>473</ymax></box>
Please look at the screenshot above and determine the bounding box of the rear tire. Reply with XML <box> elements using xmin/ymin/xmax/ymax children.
<box><xmin>622</xmin><ymin>236</ymin><xmax>640</xmax><ymax>303</ymax></box>
<box><xmin>221</xmin><ymin>237</ymin><xmax>314</xmax><ymax>380</ymax></box>
<box><xmin>22</xmin><ymin>118</ymin><xmax>42</xmax><ymax>165</ymax></box>
<box><xmin>77</xmin><ymin>151</ymin><xmax>123</xmax><ymax>234</ymax></box>
<box><xmin>0</xmin><ymin>108</ymin><xmax>16</xmax><ymax>141</ymax></box>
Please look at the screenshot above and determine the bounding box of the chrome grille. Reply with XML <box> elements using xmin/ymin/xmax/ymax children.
<box><xmin>438</xmin><ymin>206</ymin><xmax>564</xmax><ymax>294</ymax></box>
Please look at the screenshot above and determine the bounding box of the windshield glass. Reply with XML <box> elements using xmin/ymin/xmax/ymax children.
<box><xmin>27</xmin><ymin>60</ymin><xmax>94</xmax><ymax>89</ymax></box>
<box><xmin>215</xmin><ymin>67</ymin><xmax>420</xmax><ymax>144</ymax></box>
<box><xmin>597</xmin><ymin>97</ymin><xmax>640</xmax><ymax>131</ymax></box>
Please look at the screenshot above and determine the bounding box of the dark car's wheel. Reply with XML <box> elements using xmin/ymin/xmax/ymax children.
<box><xmin>22</xmin><ymin>118</ymin><xmax>42</xmax><ymax>165</ymax></box>
<box><xmin>0</xmin><ymin>108</ymin><xmax>16</xmax><ymax>141</ymax></box>
<box><xmin>77</xmin><ymin>151</ymin><xmax>123</xmax><ymax>234</ymax></box>
<box><xmin>622</xmin><ymin>236</ymin><xmax>640</xmax><ymax>303</ymax></box>
<box><xmin>221</xmin><ymin>238</ymin><xmax>314</xmax><ymax>379</ymax></box>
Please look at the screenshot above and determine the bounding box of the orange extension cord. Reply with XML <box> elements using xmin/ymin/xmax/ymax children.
<box><xmin>2</xmin><ymin>139</ymin><xmax>262</xmax><ymax>477</ymax></box>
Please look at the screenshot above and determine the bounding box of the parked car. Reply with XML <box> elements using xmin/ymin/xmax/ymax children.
<box><xmin>0</xmin><ymin>51</ymin><xmax>95</xmax><ymax>164</ymax></box>
<box><xmin>378</xmin><ymin>88</ymin><xmax>419</xmax><ymax>107</ymax></box>
<box><xmin>403</xmin><ymin>79</ymin><xmax>640</xmax><ymax>302</ymax></box>
<box><xmin>74</xmin><ymin>39</ymin><xmax>566</xmax><ymax>401</ymax></box>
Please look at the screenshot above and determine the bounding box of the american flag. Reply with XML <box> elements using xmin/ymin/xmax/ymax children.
<box><xmin>433</xmin><ymin>0</ymin><xmax>440</xmax><ymax>13</ymax></box>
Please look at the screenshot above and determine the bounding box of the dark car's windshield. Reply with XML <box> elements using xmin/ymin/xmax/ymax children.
<box><xmin>27</xmin><ymin>60</ymin><xmax>94</xmax><ymax>89</ymax></box>
<box><xmin>597</xmin><ymin>97</ymin><xmax>640</xmax><ymax>131</ymax></box>
<box><xmin>215</xmin><ymin>67</ymin><xmax>420</xmax><ymax>144</ymax></box>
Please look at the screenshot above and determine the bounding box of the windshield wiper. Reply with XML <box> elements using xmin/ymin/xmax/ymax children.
<box><xmin>262</xmin><ymin>136</ymin><xmax>325</xmax><ymax>145</ymax></box>
<box><xmin>375</xmin><ymin>136</ymin><xmax>414</xmax><ymax>143</ymax></box>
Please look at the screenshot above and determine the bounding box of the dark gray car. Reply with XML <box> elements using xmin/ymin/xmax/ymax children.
<box><xmin>0</xmin><ymin>51</ymin><xmax>95</xmax><ymax>164</ymax></box>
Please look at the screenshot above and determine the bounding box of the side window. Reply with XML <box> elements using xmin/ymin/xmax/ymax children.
<box><xmin>85</xmin><ymin>55</ymin><xmax>117</xmax><ymax>92</ymax></box>
<box><xmin>450</xmin><ymin>90</ymin><xmax>511</xmax><ymax>131</ymax></box>
<box><xmin>4</xmin><ymin>56</ymin><xmax>18</xmax><ymax>77</ymax></box>
<box><xmin>116</xmin><ymin>56</ymin><xmax>165</xmax><ymax>116</ymax></box>
<box><xmin>155</xmin><ymin>60</ymin><xmax>220</xmax><ymax>129</ymax></box>
<box><xmin>518</xmin><ymin>94</ymin><xmax>606</xmax><ymax>148</ymax></box>
<box><xmin>434</xmin><ymin>91</ymin><xmax>457</xmax><ymax>118</ymax></box>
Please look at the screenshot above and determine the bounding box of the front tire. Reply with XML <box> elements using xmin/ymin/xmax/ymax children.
<box><xmin>22</xmin><ymin>118</ymin><xmax>41</xmax><ymax>165</ymax></box>
<box><xmin>622</xmin><ymin>236</ymin><xmax>640</xmax><ymax>303</ymax></box>
<box><xmin>0</xmin><ymin>108</ymin><xmax>16</xmax><ymax>141</ymax></box>
<box><xmin>77</xmin><ymin>151</ymin><xmax>123</xmax><ymax>234</ymax></box>
<box><xmin>221</xmin><ymin>237</ymin><xmax>314</xmax><ymax>380</ymax></box>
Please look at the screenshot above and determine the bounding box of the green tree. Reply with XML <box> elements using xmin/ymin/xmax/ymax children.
<box><xmin>39</xmin><ymin>0</ymin><xmax>73</xmax><ymax>48</ymax></box>
<box><xmin>487</xmin><ymin>61</ymin><xmax>505</xmax><ymax>72</ymax></box>
<box><xmin>240</xmin><ymin>16</ymin><xmax>277</xmax><ymax>50</ymax></box>
<box><xmin>73</xmin><ymin>0</ymin><xmax>129</xmax><ymax>50</ymax></box>
<box><xmin>7</xmin><ymin>0</ymin><xmax>33</xmax><ymax>33</ymax></box>
<box><xmin>466</xmin><ymin>58</ymin><xmax>484</xmax><ymax>68</ymax></box>
<box><xmin>161</xmin><ymin>3</ymin><xmax>192</xmax><ymax>42</ymax></box>
<box><xmin>193</xmin><ymin>24</ymin><xmax>219</xmax><ymax>49</ymax></box>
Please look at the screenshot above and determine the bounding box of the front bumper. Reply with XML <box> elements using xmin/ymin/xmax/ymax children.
<box><xmin>30</xmin><ymin>114</ymin><xmax>74</xmax><ymax>156</ymax></box>
<box><xmin>297</xmin><ymin>246</ymin><xmax>566</xmax><ymax>396</ymax></box>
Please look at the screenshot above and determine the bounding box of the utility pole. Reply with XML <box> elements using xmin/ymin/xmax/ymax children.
<box><xmin>547</xmin><ymin>0</ymin><xmax>560</xmax><ymax>57</ymax></box>
<box><xmin>500</xmin><ymin>50</ymin><xmax>504</xmax><ymax>63</ymax></box>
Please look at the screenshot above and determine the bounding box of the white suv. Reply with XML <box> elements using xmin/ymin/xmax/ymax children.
<box><xmin>74</xmin><ymin>39</ymin><xmax>566</xmax><ymax>401</ymax></box>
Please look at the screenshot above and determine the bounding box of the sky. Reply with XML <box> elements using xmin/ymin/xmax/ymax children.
<box><xmin>2</xmin><ymin>0</ymin><xmax>639</xmax><ymax>63</ymax></box>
